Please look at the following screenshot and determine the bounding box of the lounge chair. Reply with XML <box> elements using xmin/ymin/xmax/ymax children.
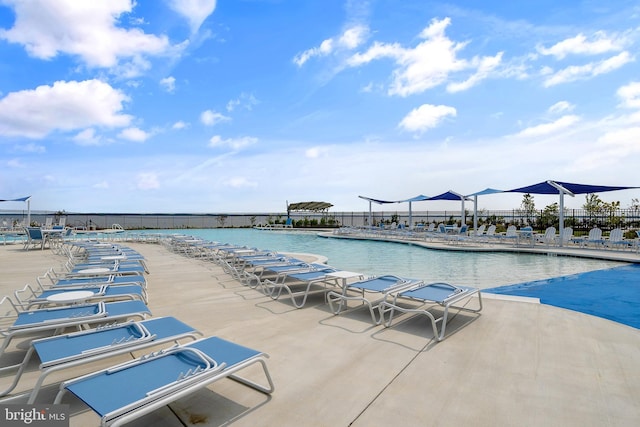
<box><xmin>499</xmin><ymin>225</ymin><xmax>518</xmax><ymax>243</ymax></box>
<box><xmin>37</xmin><ymin>268</ymin><xmax>146</xmax><ymax>289</ymax></box>
<box><xmin>538</xmin><ymin>226</ymin><xmax>556</xmax><ymax>247</ymax></box>
<box><xmin>575</xmin><ymin>227</ymin><xmax>604</xmax><ymax>248</ymax></box>
<box><xmin>473</xmin><ymin>224</ymin><xmax>486</xmax><ymax>238</ymax></box>
<box><xmin>14</xmin><ymin>282</ymin><xmax>148</xmax><ymax>308</ymax></box>
<box><xmin>517</xmin><ymin>226</ymin><xmax>534</xmax><ymax>246</ymax></box>
<box><xmin>263</xmin><ymin>267</ymin><xmax>341</xmax><ymax>308</ymax></box>
<box><xmin>480</xmin><ymin>224</ymin><xmax>497</xmax><ymax>243</ymax></box>
<box><xmin>255</xmin><ymin>262</ymin><xmax>326</xmax><ymax>282</ymax></box>
<box><xmin>557</xmin><ymin>227</ymin><xmax>573</xmax><ymax>246</ymax></box>
<box><xmin>53</xmin><ymin>336</ymin><xmax>274</xmax><ymax>427</ymax></box>
<box><xmin>446</xmin><ymin>224</ymin><xmax>469</xmax><ymax>244</ymax></box>
<box><xmin>379</xmin><ymin>282</ymin><xmax>483</xmax><ymax>341</ymax></box>
<box><xmin>605</xmin><ymin>228</ymin><xmax>633</xmax><ymax>250</ymax></box>
<box><xmin>0</xmin><ymin>316</ymin><xmax>200</xmax><ymax>401</ymax></box>
<box><xmin>327</xmin><ymin>275</ymin><xmax>422</xmax><ymax>324</ymax></box>
<box><xmin>23</xmin><ymin>227</ymin><xmax>47</xmax><ymax>251</ymax></box>
<box><xmin>0</xmin><ymin>299</ymin><xmax>151</xmax><ymax>356</ymax></box>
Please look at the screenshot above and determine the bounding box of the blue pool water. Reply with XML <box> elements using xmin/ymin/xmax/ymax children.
<box><xmin>143</xmin><ymin>229</ymin><xmax>623</xmax><ymax>288</ymax></box>
<box><xmin>486</xmin><ymin>265</ymin><xmax>640</xmax><ymax>329</ymax></box>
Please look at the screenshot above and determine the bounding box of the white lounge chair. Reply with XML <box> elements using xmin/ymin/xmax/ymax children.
<box><xmin>605</xmin><ymin>228</ymin><xmax>633</xmax><ymax>250</ymax></box>
<box><xmin>575</xmin><ymin>227</ymin><xmax>604</xmax><ymax>248</ymax></box>
<box><xmin>538</xmin><ymin>226</ymin><xmax>556</xmax><ymax>247</ymax></box>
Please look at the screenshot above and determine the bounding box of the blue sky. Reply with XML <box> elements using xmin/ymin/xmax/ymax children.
<box><xmin>1</xmin><ymin>0</ymin><xmax>640</xmax><ymax>213</ymax></box>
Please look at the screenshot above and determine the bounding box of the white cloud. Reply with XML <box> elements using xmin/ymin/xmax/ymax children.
<box><xmin>537</xmin><ymin>31</ymin><xmax>628</xmax><ymax>59</ymax></box>
<box><xmin>305</xmin><ymin>146</ymin><xmax>329</xmax><ymax>158</ymax></box>
<box><xmin>0</xmin><ymin>0</ymin><xmax>172</xmax><ymax>75</ymax></box>
<box><xmin>0</xmin><ymin>79</ymin><xmax>132</xmax><ymax>139</ymax></box>
<box><xmin>118</xmin><ymin>127</ymin><xmax>151</xmax><ymax>142</ymax></box>
<box><xmin>447</xmin><ymin>52</ymin><xmax>503</xmax><ymax>93</ymax></box>
<box><xmin>136</xmin><ymin>172</ymin><xmax>160</xmax><ymax>190</ymax></box>
<box><xmin>160</xmin><ymin>76</ymin><xmax>176</xmax><ymax>93</ymax></box>
<box><xmin>548</xmin><ymin>101</ymin><xmax>574</xmax><ymax>115</ymax></box>
<box><xmin>93</xmin><ymin>180</ymin><xmax>110</xmax><ymax>189</ymax></box>
<box><xmin>293</xmin><ymin>24</ymin><xmax>369</xmax><ymax>66</ymax></box>
<box><xmin>73</xmin><ymin>128</ymin><xmax>102</xmax><ymax>146</ymax></box>
<box><xmin>617</xmin><ymin>82</ymin><xmax>640</xmax><ymax>109</ymax></box>
<box><xmin>172</xmin><ymin>121</ymin><xmax>188</xmax><ymax>130</ymax></box>
<box><xmin>223</xmin><ymin>177</ymin><xmax>257</xmax><ymax>188</ymax></box>
<box><xmin>226</xmin><ymin>93</ymin><xmax>259</xmax><ymax>112</ymax></box>
<box><xmin>515</xmin><ymin>115</ymin><xmax>581</xmax><ymax>138</ymax></box>
<box><xmin>200</xmin><ymin>110</ymin><xmax>230</xmax><ymax>126</ymax></box>
<box><xmin>398</xmin><ymin>104</ymin><xmax>457</xmax><ymax>133</ymax></box>
<box><xmin>346</xmin><ymin>18</ymin><xmax>494</xmax><ymax>97</ymax></box>
<box><xmin>167</xmin><ymin>0</ymin><xmax>217</xmax><ymax>34</ymax></box>
<box><xmin>338</xmin><ymin>25</ymin><xmax>369</xmax><ymax>49</ymax></box>
<box><xmin>7</xmin><ymin>158</ymin><xmax>25</xmax><ymax>168</ymax></box>
<box><xmin>543</xmin><ymin>52</ymin><xmax>633</xmax><ymax>87</ymax></box>
<box><xmin>13</xmin><ymin>142</ymin><xmax>46</xmax><ymax>153</ymax></box>
<box><xmin>208</xmin><ymin>135</ymin><xmax>257</xmax><ymax>150</ymax></box>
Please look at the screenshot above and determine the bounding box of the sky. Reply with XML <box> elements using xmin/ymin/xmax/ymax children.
<box><xmin>1</xmin><ymin>0</ymin><xmax>640</xmax><ymax>214</ymax></box>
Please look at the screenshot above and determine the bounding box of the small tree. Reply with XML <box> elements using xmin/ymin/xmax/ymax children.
<box><xmin>602</xmin><ymin>200</ymin><xmax>623</xmax><ymax>228</ymax></box>
<box><xmin>518</xmin><ymin>193</ymin><xmax>536</xmax><ymax>226</ymax></box>
<box><xmin>538</xmin><ymin>203</ymin><xmax>559</xmax><ymax>229</ymax></box>
<box><xmin>216</xmin><ymin>215</ymin><xmax>227</xmax><ymax>228</ymax></box>
<box><xmin>629</xmin><ymin>198</ymin><xmax>640</xmax><ymax>227</ymax></box>
<box><xmin>583</xmin><ymin>193</ymin><xmax>604</xmax><ymax>227</ymax></box>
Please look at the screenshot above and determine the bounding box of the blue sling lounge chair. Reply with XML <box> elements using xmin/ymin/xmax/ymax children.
<box><xmin>38</xmin><ymin>268</ymin><xmax>146</xmax><ymax>289</ymax></box>
<box><xmin>0</xmin><ymin>316</ymin><xmax>200</xmax><ymax>401</ymax></box>
<box><xmin>379</xmin><ymin>282</ymin><xmax>483</xmax><ymax>341</ymax></box>
<box><xmin>14</xmin><ymin>283</ymin><xmax>148</xmax><ymax>308</ymax></box>
<box><xmin>327</xmin><ymin>275</ymin><xmax>423</xmax><ymax>324</ymax></box>
<box><xmin>0</xmin><ymin>299</ymin><xmax>151</xmax><ymax>356</ymax></box>
<box><xmin>263</xmin><ymin>267</ymin><xmax>341</xmax><ymax>308</ymax></box>
<box><xmin>23</xmin><ymin>227</ymin><xmax>47</xmax><ymax>251</ymax></box>
<box><xmin>53</xmin><ymin>336</ymin><xmax>274</xmax><ymax>427</ymax></box>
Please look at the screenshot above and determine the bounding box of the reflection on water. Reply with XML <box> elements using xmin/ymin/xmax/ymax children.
<box><xmin>146</xmin><ymin>229</ymin><xmax>624</xmax><ymax>289</ymax></box>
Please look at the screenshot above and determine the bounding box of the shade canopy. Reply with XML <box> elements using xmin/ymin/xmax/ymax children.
<box><xmin>0</xmin><ymin>196</ymin><xmax>31</xmax><ymax>225</ymax></box>
<box><xmin>466</xmin><ymin>188</ymin><xmax>504</xmax><ymax>197</ymax></box>
<box><xmin>357</xmin><ymin>195</ymin><xmax>399</xmax><ymax>205</ymax></box>
<box><xmin>398</xmin><ymin>195</ymin><xmax>430</xmax><ymax>228</ymax></box>
<box><xmin>506</xmin><ymin>180</ymin><xmax>639</xmax><ymax>246</ymax></box>
<box><xmin>507</xmin><ymin>181</ymin><xmax>637</xmax><ymax>195</ymax></box>
<box><xmin>426</xmin><ymin>190</ymin><xmax>471</xmax><ymax>225</ymax></box>
<box><xmin>287</xmin><ymin>201</ymin><xmax>333</xmax><ymax>212</ymax></box>
<box><xmin>465</xmin><ymin>188</ymin><xmax>504</xmax><ymax>234</ymax></box>
<box><xmin>358</xmin><ymin>180</ymin><xmax>638</xmax><ymax>236</ymax></box>
<box><xmin>358</xmin><ymin>195</ymin><xmax>403</xmax><ymax>226</ymax></box>
<box><xmin>428</xmin><ymin>190</ymin><xmax>470</xmax><ymax>201</ymax></box>
<box><xmin>0</xmin><ymin>196</ymin><xmax>31</xmax><ymax>202</ymax></box>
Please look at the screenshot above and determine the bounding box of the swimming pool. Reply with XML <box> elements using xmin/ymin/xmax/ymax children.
<box><xmin>143</xmin><ymin>229</ymin><xmax>624</xmax><ymax>289</ymax></box>
<box><xmin>487</xmin><ymin>264</ymin><xmax>640</xmax><ymax>329</ymax></box>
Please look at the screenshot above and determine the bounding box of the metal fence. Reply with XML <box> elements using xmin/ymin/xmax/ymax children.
<box><xmin>3</xmin><ymin>208</ymin><xmax>640</xmax><ymax>234</ymax></box>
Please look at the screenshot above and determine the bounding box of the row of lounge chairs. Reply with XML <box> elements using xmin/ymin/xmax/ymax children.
<box><xmin>164</xmin><ymin>234</ymin><xmax>483</xmax><ymax>343</ymax></box>
<box><xmin>336</xmin><ymin>224</ymin><xmax>640</xmax><ymax>251</ymax></box>
<box><xmin>1</xmin><ymin>239</ymin><xmax>274</xmax><ymax>427</ymax></box>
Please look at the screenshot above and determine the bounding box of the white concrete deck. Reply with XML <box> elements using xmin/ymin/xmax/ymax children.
<box><xmin>1</xmin><ymin>239</ymin><xmax>639</xmax><ymax>427</ymax></box>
